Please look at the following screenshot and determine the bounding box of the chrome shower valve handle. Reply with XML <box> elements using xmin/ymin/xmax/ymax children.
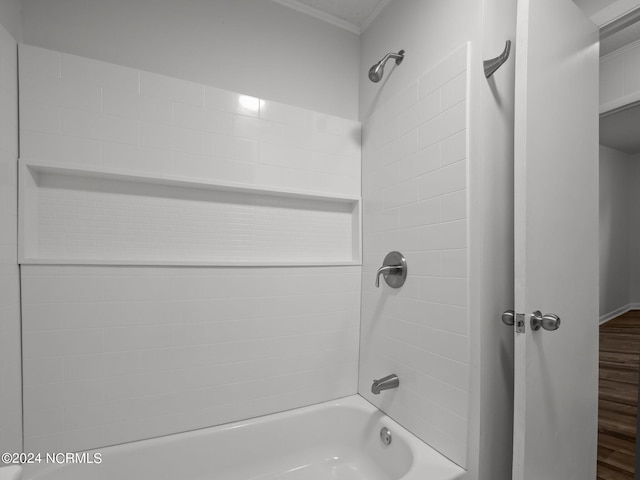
<box><xmin>375</xmin><ymin>251</ymin><xmax>407</xmax><ymax>288</ymax></box>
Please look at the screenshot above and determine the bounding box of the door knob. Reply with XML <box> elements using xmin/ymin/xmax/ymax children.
<box><xmin>530</xmin><ymin>310</ymin><xmax>561</xmax><ymax>331</ymax></box>
<box><xmin>501</xmin><ymin>310</ymin><xmax>515</xmax><ymax>326</ymax></box>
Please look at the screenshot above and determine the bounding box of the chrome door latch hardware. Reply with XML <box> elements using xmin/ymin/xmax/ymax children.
<box><xmin>530</xmin><ymin>310</ymin><xmax>561</xmax><ymax>332</ymax></box>
<box><xmin>501</xmin><ymin>310</ymin><xmax>525</xmax><ymax>333</ymax></box>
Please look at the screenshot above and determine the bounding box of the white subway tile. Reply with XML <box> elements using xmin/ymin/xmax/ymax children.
<box><xmin>382</xmin><ymin>116</ymin><xmax>399</xmax><ymax>145</ymax></box>
<box><xmin>23</xmin><ymin>329</ymin><xmax>103</xmax><ymax>358</ymax></box>
<box><xmin>103</xmin><ymin>142</ymin><xmax>174</xmax><ymax>175</ymax></box>
<box><xmin>20</xmin><ymin>131</ymin><xmax>103</xmax><ymax>166</ymax></box>
<box><xmin>398</xmin><ymin>90</ymin><xmax>440</xmax><ymax>135</ymax></box>
<box><xmin>398</xmin><ymin>198</ymin><xmax>440</xmax><ymax>229</ymax></box>
<box><xmin>140</xmin><ymin>71</ymin><xmax>204</xmax><ymax>106</ymax></box>
<box><xmin>23</xmin><ymin>407</ymin><xmax>64</xmax><ymax>438</ymax></box>
<box><xmin>310</xmin><ymin>112</ymin><xmax>360</xmax><ymax>139</ymax></box>
<box><xmin>391</xmin><ymin>319</ymin><xmax>468</xmax><ymax>363</ymax></box>
<box><xmin>205</xmin><ymin>132</ymin><xmax>259</xmax><ymax>162</ymax></box>
<box><xmin>173</xmin><ymin>126</ymin><xmax>204</xmax><ymax>155</ymax></box>
<box><xmin>418</xmin><ymin>101</ymin><xmax>466</xmax><ymax>150</ymax></box>
<box><xmin>382</xmin><ymin>130</ymin><xmax>417</xmax><ymax>166</ymax></box>
<box><xmin>173</xmin><ymin>152</ymin><xmax>256</xmax><ymax>184</ymax></box>
<box><xmin>377</xmin><ymin>179</ymin><xmax>418</xmax><ymax>211</ymax></box>
<box><xmin>140</xmin><ymin>121</ymin><xmax>174</xmax><ymax>151</ymax></box>
<box><xmin>21</xmin><ymin>275</ymin><xmax>105</xmax><ymax>304</ymax></box>
<box><xmin>397</xmin><ymin>143</ymin><xmax>440</xmax><ymax>183</ymax></box>
<box><xmin>260</xmin><ymin>142</ymin><xmax>309</xmax><ymax>170</ymax></box>
<box><xmin>103</xmin><ymin>89</ymin><xmax>173</xmax><ymax>125</ymax></box>
<box><xmin>260</xmin><ymin>100</ymin><xmax>308</xmax><ymax>127</ymax></box>
<box><xmin>441</xmin><ymin>130</ymin><xmax>466</xmax><ymax>166</ymax></box>
<box><xmin>23</xmin><ymin>357</ymin><xmax>64</xmax><ymax>385</ymax></box>
<box><xmin>174</xmin><ymin>102</ymin><xmax>234</xmax><ymax>135</ymax></box>
<box><xmin>311</xmin><ymin>151</ymin><xmax>360</xmax><ymax>177</ymax></box>
<box><xmin>384</xmin><ymin>82</ymin><xmax>418</xmax><ymax>120</ymax></box>
<box><xmin>396</xmin><ymin>339</ymin><xmax>468</xmax><ymax>390</ymax></box>
<box><xmin>418</xmin><ymin>160</ymin><xmax>466</xmax><ymax>200</ymax></box>
<box><xmin>441</xmin><ymin>72</ymin><xmax>466</xmax><ymax>111</ymax></box>
<box><xmin>417</xmin><ymin>220</ymin><xmax>467</xmax><ymax>251</ymax></box>
<box><xmin>442</xmin><ymin>250</ymin><xmax>467</xmax><ymax>278</ymax></box>
<box><xmin>22</xmin><ymin>303</ymin><xmax>63</xmax><ymax>331</ymax></box>
<box><xmin>312</xmin><ymin>130</ymin><xmax>360</xmax><ymax>158</ymax></box>
<box><xmin>101</xmin><ymin>276</ymin><xmax>176</xmax><ymax>302</ymax></box>
<box><xmin>234</xmin><ymin>115</ymin><xmax>311</xmax><ymax>151</ymax></box>
<box><xmin>419</xmin><ymin>46</ymin><xmax>467</xmax><ymax>99</ymax></box>
<box><xmin>20</xmin><ymin>45</ymin><xmax>363</xmax><ymax>454</ymax></box>
<box><xmin>407</xmin><ymin>251</ymin><xmax>442</xmax><ymax>277</ymax></box>
<box><xmin>204</xmin><ymin>86</ymin><xmax>260</xmax><ymax>117</ymax></box>
<box><xmin>20</xmin><ymin>101</ymin><xmax>61</xmax><ymax>134</ymax></box>
<box><xmin>418</xmin><ymin>276</ymin><xmax>468</xmax><ymax>307</ymax></box>
<box><xmin>441</xmin><ymin>190</ymin><xmax>466</xmax><ymax>222</ymax></box>
<box><xmin>103</xmin><ymin>326</ymin><xmax>175</xmax><ymax>353</ymax></box>
<box><xmin>62</xmin><ymin>109</ymin><xmax>139</xmax><ymax>145</ymax></box>
<box><xmin>139</xmin><ymin>96</ymin><xmax>174</xmax><ymax>125</ymax></box>
<box><xmin>20</xmin><ymin>76</ymin><xmax>102</xmax><ymax>112</ymax></box>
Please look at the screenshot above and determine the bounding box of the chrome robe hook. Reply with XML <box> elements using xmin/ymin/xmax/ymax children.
<box><xmin>484</xmin><ymin>40</ymin><xmax>511</xmax><ymax>78</ymax></box>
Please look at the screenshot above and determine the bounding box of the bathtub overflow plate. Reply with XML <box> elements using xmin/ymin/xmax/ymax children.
<box><xmin>380</xmin><ymin>427</ymin><xmax>392</xmax><ymax>446</ymax></box>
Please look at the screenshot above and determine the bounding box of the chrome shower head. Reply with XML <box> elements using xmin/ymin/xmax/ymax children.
<box><xmin>368</xmin><ymin>50</ymin><xmax>405</xmax><ymax>83</ymax></box>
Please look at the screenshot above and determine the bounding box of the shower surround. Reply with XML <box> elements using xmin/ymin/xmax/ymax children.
<box><xmin>18</xmin><ymin>44</ymin><xmax>362</xmax><ymax>453</ymax></box>
<box><xmin>18</xmin><ymin>40</ymin><xmax>472</xmax><ymax>471</ymax></box>
<box><xmin>359</xmin><ymin>45</ymin><xmax>469</xmax><ymax>467</ymax></box>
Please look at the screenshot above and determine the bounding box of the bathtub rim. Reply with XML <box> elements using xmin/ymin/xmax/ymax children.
<box><xmin>21</xmin><ymin>394</ymin><xmax>466</xmax><ymax>480</ymax></box>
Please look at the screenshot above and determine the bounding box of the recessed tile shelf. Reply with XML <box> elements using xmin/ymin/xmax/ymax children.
<box><xmin>19</xmin><ymin>159</ymin><xmax>361</xmax><ymax>266</ymax></box>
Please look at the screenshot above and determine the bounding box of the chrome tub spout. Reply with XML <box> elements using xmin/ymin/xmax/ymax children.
<box><xmin>371</xmin><ymin>374</ymin><xmax>399</xmax><ymax>394</ymax></box>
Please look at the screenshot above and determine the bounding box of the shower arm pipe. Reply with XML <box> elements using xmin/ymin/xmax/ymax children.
<box><xmin>378</xmin><ymin>51</ymin><xmax>405</xmax><ymax>66</ymax></box>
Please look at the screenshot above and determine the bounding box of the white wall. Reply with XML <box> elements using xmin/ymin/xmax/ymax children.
<box><xmin>599</xmin><ymin>145</ymin><xmax>633</xmax><ymax>320</ymax></box>
<box><xmin>0</xmin><ymin>21</ymin><xmax>22</xmax><ymax>453</ymax></box>
<box><xmin>19</xmin><ymin>46</ymin><xmax>362</xmax><ymax>452</ymax></box>
<box><xmin>20</xmin><ymin>0</ymin><xmax>359</xmax><ymax>120</ymax></box>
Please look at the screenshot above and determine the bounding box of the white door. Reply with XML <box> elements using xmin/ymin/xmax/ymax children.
<box><xmin>512</xmin><ymin>0</ymin><xmax>599</xmax><ymax>479</ymax></box>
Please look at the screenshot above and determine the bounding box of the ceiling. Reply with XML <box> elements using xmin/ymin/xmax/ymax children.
<box><xmin>272</xmin><ymin>0</ymin><xmax>390</xmax><ymax>34</ymax></box>
<box><xmin>276</xmin><ymin>0</ymin><xmax>640</xmax><ymax>49</ymax></box>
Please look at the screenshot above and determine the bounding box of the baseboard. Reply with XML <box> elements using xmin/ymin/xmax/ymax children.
<box><xmin>600</xmin><ymin>304</ymin><xmax>640</xmax><ymax>325</ymax></box>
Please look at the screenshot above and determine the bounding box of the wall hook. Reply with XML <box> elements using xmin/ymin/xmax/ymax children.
<box><xmin>483</xmin><ymin>40</ymin><xmax>511</xmax><ymax>78</ymax></box>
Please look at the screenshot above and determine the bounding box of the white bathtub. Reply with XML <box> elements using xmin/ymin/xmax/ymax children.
<box><xmin>20</xmin><ymin>395</ymin><xmax>466</xmax><ymax>480</ymax></box>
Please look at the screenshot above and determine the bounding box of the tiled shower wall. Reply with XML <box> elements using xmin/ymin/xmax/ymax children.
<box><xmin>358</xmin><ymin>44</ymin><xmax>469</xmax><ymax>467</ymax></box>
<box><xmin>19</xmin><ymin>45</ymin><xmax>361</xmax><ymax>452</ymax></box>
<box><xmin>0</xmin><ymin>23</ymin><xmax>21</xmax><ymax>454</ymax></box>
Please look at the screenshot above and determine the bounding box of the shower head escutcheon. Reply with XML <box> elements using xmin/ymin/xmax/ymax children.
<box><xmin>368</xmin><ymin>50</ymin><xmax>405</xmax><ymax>83</ymax></box>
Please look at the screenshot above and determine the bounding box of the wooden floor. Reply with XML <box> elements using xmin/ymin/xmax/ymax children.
<box><xmin>598</xmin><ymin>311</ymin><xmax>640</xmax><ymax>480</ymax></box>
